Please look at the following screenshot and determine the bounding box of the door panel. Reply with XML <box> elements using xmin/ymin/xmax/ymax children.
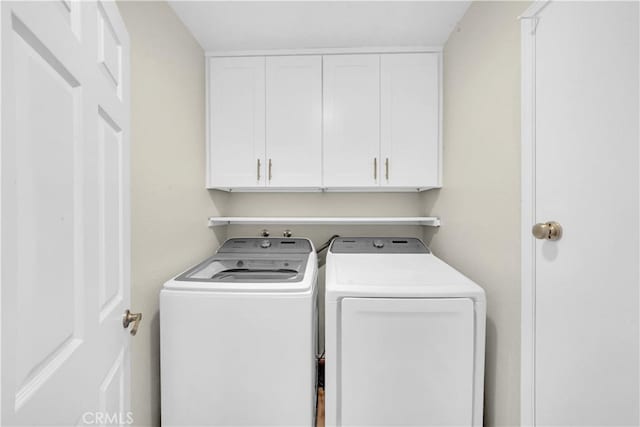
<box><xmin>12</xmin><ymin>13</ymin><xmax>81</xmax><ymax>401</ymax></box>
<box><xmin>381</xmin><ymin>53</ymin><xmax>439</xmax><ymax>188</ymax></box>
<box><xmin>266</xmin><ymin>56</ymin><xmax>322</xmax><ymax>187</ymax></box>
<box><xmin>208</xmin><ymin>57</ymin><xmax>266</xmax><ymax>188</ymax></box>
<box><xmin>529</xmin><ymin>2</ymin><xmax>639</xmax><ymax>425</ymax></box>
<box><xmin>1</xmin><ymin>2</ymin><xmax>131</xmax><ymax>424</ymax></box>
<box><xmin>99</xmin><ymin>350</ymin><xmax>126</xmax><ymax>419</ymax></box>
<box><xmin>339</xmin><ymin>298</ymin><xmax>474</xmax><ymax>426</ymax></box>
<box><xmin>323</xmin><ymin>54</ymin><xmax>380</xmax><ymax>187</ymax></box>
<box><xmin>97</xmin><ymin>108</ymin><xmax>124</xmax><ymax>317</ymax></box>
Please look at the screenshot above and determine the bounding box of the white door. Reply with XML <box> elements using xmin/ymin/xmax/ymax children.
<box><xmin>208</xmin><ymin>57</ymin><xmax>266</xmax><ymax>189</ymax></box>
<box><xmin>380</xmin><ymin>53</ymin><xmax>440</xmax><ymax>188</ymax></box>
<box><xmin>323</xmin><ymin>54</ymin><xmax>380</xmax><ymax>188</ymax></box>
<box><xmin>1</xmin><ymin>1</ymin><xmax>134</xmax><ymax>425</ymax></box>
<box><xmin>340</xmin><ymin>298</ymin><xmax>474</xmax><ymax>426</ymax></box>
<box><xmin>266</xmin><ymin>55</ymin><xmax>321</xmax><ymax>188</ymax></box>
<box><xmin>521</xmin><ymin>2</ymin><xmax>639</xmax><ymax>425</ymax></box>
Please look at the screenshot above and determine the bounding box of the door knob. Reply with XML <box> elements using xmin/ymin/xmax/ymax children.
<box><xmin>532</xmin><ymin>221</ymin><xmax>563</xmax><ymax>241</ymax></box>
<box><xmin>123</xmin><ymin>309</ymin><xmax>142</xmax><ymax>336</ymax></box>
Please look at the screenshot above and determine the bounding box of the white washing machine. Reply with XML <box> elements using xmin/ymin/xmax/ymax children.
<box><xmin>325</xmin><ymin>237</ymin><xmax>486</xmax><ymax>427</ymax></box>
<box><xmin>160</xmin><ymin>238</ymin><xmax>318</xmax><ymax>426</ymax></box>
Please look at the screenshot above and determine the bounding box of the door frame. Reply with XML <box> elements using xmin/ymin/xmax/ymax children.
<box><xmin>519</xmin><ymin>1</ymin><xmax>550</xmax><ymax>426</ymax></box>
<box><xmin>520</xmin><ymin>1</ymin><xmax>640</xmax><ymax>425</ymax></box>
<box><xmin>0</xmin><ymin>2</ymin><xmax>3</xmax><ymax>423</ymax></box>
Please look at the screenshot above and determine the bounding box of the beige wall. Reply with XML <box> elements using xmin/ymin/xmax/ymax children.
<box><xmin>423</xmin><ymin>2</ymin><xmax>528</xmax><ymax>426</ymax></box>
<box><xmin>117</xmin><ymin>2</ymin><xmax>227</xmax><ymax>426</ymax></box>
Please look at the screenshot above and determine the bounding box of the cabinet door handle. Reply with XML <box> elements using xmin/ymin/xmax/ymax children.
<box><xmin>268</xmin><ymin>158</ymin><xmax>272</xmax><ymax>181</ymax></box>
<box><xmin>385</xmin><ymin>158</ymin><xmax>389</xmax><ymax>181</ymax></box>
<box><xmin>373</xmin><ymin>157</ymin><xmax>377</xmax><ymax>180</ymax></box>
<box><xmin>257</xmin><ymin>158</ymin><xmax>261</xmax><ymax>181</ymax></box>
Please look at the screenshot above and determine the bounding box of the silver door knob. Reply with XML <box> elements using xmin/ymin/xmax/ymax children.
<box><xmin>123</xmin><ymin>309</ymin><xmax>142</xmax><ymax>336</ymax></box>
<box><xmin>532</xmin><ymin>221</ymin><xmax>563</xmax><ymax>241</ymax></box>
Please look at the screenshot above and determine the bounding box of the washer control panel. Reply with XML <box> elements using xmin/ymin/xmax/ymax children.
<box><xmin>330</xmin><ymin>237</ymin><xmax>429</xmax><ymax>254</ymax></box>
<box><xmin>260</xmin><ymin>240</ymin><xmax>272</xmax><ymax>249</ymax></box>
<box><xmin>218</xmin><ymin>238</ymin><xmax>312</xmax><ymax>254</ymax></box>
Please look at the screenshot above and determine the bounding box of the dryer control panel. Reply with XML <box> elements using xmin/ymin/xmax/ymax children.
<box><xmin>330</xmin><ymin>237</ymin><xmax>429</xmax><ymax>254</ymax></box>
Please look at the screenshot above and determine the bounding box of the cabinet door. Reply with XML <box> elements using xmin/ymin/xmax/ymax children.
<box><xmin>208</xmin><ymin>57</ymin><xmax>265</xmax><ymax>188</ymax></box>
<box><xmin>381</xmin><ymin>53</ymin><xmax>440</xmax><ymax>188</ymax></box>
<box><xmin>266</xmin><ymin>56</ymin><xmax>322</xmax><ymax>187</ymax></box>
<box><xmin>323</xmin><ymin>55</ymin><xmax>380</xmax><ymax>187</ymax></box>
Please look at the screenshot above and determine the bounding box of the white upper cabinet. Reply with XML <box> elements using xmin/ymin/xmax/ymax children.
<box><xmin>323</xmin><ymin>55</ymin><xmax>381</xmax><ymax>188</ymax></box>
<box><xmin>206</xmin><ymin>50</ymin><xmax>441</xmax><ymax>191</ymax></box>
<box><xmin>266</xmin><ymin>56</ymin><xmax>322</xmax><ymax>188</ymax></box>
<box><xmin>381</xmin><ymin>53</ymin><xmax>440</xmax><ymax>188</ymax></box>
<box><xmin>208</xmin><ymin>57</ymin><xmax>266</xmax><ymax>188</ymax></box>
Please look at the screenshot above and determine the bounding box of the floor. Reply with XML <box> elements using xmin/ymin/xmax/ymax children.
<box><xmin>317</xmin><ymin>387</ymin><xmax>325</xmax><ymax>427</ymax></box>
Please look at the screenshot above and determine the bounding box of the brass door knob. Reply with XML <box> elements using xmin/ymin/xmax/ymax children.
<box><xmin>532</xmin><ymin>221</ymin><xmax>563</xmax><ymax>241</ymax></box>
<box><xmin>123</xmin><ymin>309</ymin><xmax>142</xmax><ymax>336</ymax></box>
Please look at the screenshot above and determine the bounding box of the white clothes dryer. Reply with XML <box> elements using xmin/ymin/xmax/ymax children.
<box><xmin>161</xmin><ymin>238</ymin><xmax>318</xmax><ymax>426</ymax></box>
<box><xmin>325</xmin><ymin>237</ymin><xmax>485</xmax><ymax>427</ymax></box>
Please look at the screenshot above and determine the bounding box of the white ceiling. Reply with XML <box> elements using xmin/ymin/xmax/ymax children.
<box><xmin>168</xmin><ymin>1</ymin><xmax>471</xmax><ymax>52</ymax></box>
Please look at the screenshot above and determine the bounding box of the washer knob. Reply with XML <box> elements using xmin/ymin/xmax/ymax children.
<box><xmin>373</xmin><ymin>239</ymin><xmax>385</xmax><ymax>249</ymax></box>
<box><xmin>260</xmin><ymin>240</ymin><xmax>271</xmax><ymax>249</ymax></box>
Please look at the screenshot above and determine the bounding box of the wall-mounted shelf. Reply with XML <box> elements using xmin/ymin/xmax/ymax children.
<box><xmin>208</xmin><ymin>216</ymin><xmax>441</xmax><ymax>228</ymax></box>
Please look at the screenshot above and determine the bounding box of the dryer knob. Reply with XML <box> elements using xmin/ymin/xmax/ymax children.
<box><xmin>373</xmin><ymin>239</ymin><xmax>385</xmax><ymax>249</ymax></box>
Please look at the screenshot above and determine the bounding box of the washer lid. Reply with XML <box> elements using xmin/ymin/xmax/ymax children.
<box><xmin>163</xmin><ymin>237</ymin><xmax>317</xmax><ymax>292</ymax></box>
<box><xmin>175</xmin><ymin>254</ymin><xmax>309</xmax><ymax>283</ymax></box>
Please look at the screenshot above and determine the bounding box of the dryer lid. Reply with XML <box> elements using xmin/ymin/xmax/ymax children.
<box><xmin>326</xmin><ymin>252</ymin><xmax>485</xmax><ymax>299</ymax></box>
